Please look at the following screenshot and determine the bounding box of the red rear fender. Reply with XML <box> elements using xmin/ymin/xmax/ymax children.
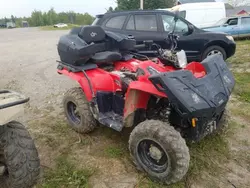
<box><xmin>58</xmin><ymin>68</ymin><xmax>121</xmax><ymax>101</ymax></box>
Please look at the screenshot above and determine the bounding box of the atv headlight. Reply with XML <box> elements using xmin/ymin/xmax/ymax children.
<box><xmin>226</xmin><ymin>35</ymin><xmax>234</xmax><ymax>42</ymax></box>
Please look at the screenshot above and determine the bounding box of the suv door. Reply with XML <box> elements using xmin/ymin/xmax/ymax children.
<box><xmin>123</xmin><ymin>13</ymin><xmax>164</xmax><ymax>45</ymax></box>
<box><xmin>160</xmin><ymin>13</ymin><xmax>202</xmax><ymax>60</ymax></box>
<box><xmin>239</xmin><ymin>17</ymin><xmax>250</xmax><ymax>38</ymax></box>
<box><xmin>224</xmin><ymin>17</ymin><xmax>240</xmax><ymax>37</ymax></box>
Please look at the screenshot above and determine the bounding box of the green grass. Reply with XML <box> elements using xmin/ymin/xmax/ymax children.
<box><xmin>181</xmin><ymin>121</ymin><xmax>237</xmax><ymax>186</ymax></box>
<box><xmin>233</xmin><ymin>72</ymin><xmax>250</xmax><ymax>102</ymax></box>
<box><xmin>104</xmin><ymin>146</ymin><xmax>124</xmax><ymax>158</ymax></box>
<box><xmin>228</xmin><ymin>40</ymin><xmax>250</xmax><ymax>64</ymax></box>
<box><xmin>187</xmin><ymin>134</ymin><xmax>230</xmax><ymax>177</ymax></box>
<box><xmin>230</xmin><ymin>101</ymin><xmax>250</xmax><ymax>120</ymax></box>
<box><xmin>229</xmin><ymin>40</ymin><xmax>250</xmax><ymax>64</ymax></box>
<box><xmin>39</xmin><ymin>156</ymin><xmax>94</xmax><ymax>188</ymax></box>
<box><xmin>40</xmin><ymin>24</ymin><xmax>80</xmax><ymax>30</ymax></box>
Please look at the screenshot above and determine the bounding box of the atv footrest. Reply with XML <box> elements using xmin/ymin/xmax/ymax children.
<box><xmin>98</xmin><ymin>112</ymin><xmax>123</xmax><ymax>131</ymax></box>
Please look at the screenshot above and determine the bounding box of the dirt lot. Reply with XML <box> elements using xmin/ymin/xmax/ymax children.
<box><xmin>0</xmin><ymin>28</ymin><xmax>250</xmax><ymax>188</ymax></box>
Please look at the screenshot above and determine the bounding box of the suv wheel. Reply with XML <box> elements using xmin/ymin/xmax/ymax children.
<box><xmin>202</xmin><ymin>45</ymin><xmax>226</xmax><ymax>60</ymax></box>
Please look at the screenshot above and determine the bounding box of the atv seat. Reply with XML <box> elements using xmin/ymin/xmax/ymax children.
<box><xmin>91</xmin><ymin>51</ymin><xmax>122</xmax><ymax>63</ymax></box>
<box><xmin>79</xmin><ymin>25</ymin><xmax>106</xmax><ymax>44</ymax></box>
<box><xmin>57</xmin><ymin>25</ymin><xmax>136</xmax><ymax>66</ymax></box>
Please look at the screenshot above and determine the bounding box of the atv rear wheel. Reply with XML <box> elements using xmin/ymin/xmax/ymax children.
<box><xmin>0</xmin><ymin>121</ymin><xmax>40</xmax><ymax>188</ymax></box>
<box><xmin>129</xmin><ymin>120</ymin><xmax>190</xmax><ymax>184</ymax></box>
<box><xmin>63</xmin><ymin>87</ymin><xmax>96</xmax><ymax>133</ymax></box>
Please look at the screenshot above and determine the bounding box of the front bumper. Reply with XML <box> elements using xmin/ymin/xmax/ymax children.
<box><xmin>227</xmin><ymin>40</ymin><xmax>236</xmax><ymax>58</ymax></box>
<box><xmin>149</xmin><ymin>55</ymin><xmax>235</xmax><ymax>141</ymax></box>
<box><xmin>188</xmin><ymin>109</ymin><xmax>226</xmax><ymax>141</ymax></box>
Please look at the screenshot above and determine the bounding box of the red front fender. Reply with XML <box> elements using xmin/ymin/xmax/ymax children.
<box><xmin>123</xmin><ymin>80</ymin><xmax>167</xmax><ymax>127</ymax></box>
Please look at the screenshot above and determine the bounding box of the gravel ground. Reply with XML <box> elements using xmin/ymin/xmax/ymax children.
<box><xmin>0</xmin><ymin>28</ymin><xmax>76</xmax><ymax>111</ymax></box>
<box><xmin>0</xmin><ymin>28</ymin><xmax>138</xmax><ymax>188</ymax></box>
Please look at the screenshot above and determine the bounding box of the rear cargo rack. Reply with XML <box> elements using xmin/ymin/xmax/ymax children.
<box><xmin>0</xmin><ymin>90</ymin><xmax>29</xmax><ymax>110</ymax></box>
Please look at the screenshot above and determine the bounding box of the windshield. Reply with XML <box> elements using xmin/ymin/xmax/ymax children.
<box><xmin>91</xmin><ymin>18</ymin><xmax>100</xmax><ymax>25</ymax></box>
<box><xmin>214</xmin><ymin>18</ymin><xmax>227</xmax><ymax>26</ymax></box>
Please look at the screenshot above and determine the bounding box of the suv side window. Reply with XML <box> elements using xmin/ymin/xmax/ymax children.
<box><xmin>176</xmin><ymin>19</ymin><xmax>189</xmax><ymax>33</ymax></box>
<box><xmin>105</xmin><ymin>15</ymin><xmax>127</xmax><ymax>29</ymax></box>
<box><xmin>134</xmin><ymin>14</ymin><xmax>158</xmax><ymax>31</ymax></box>
<box><xmin>126</xmin><ymin>15</ymin><xmax>135</xmax><ymax>30</ymax></box>
<box><xmin>162</xmin><ymin>15</ymin><xmax>188</xmax><ymax>33</ymax></box>
<box><xmin>241</xmin><ymin>17</ymin><xmax>250</xmax><ymax>25</ymax></box>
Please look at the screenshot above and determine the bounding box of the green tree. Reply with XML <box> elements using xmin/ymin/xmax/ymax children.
<box><xmin>117</xmin><ymin>0</ymin><xmax>175</xmax><ymax>10</ymax></box>
<box><xmin>68</xmin><ymin>11</ymin><xmax>76</xmax><ymax>24</ymax></box>
<box><xmin>75</xmin><ymin>13</ymin><xmax>94</xmax><ymax>25</ymax></box>
<box><xmin>11</xmin><ymin>15</ymin><xmax>15</xmax><ymax>23</ymax></box>
<box><xmin>4</xmin><ymin>17</ymin><xmax>8</xmax><ymax>24</ymax></box>
<box><xmin>42</xmin><ymin>12</ymin><xmax>49</xmax><ymax>25</ymax></box>
<box><xmin>15</xmin><ymin>18</ymin><xmax>22</xmax><ymax>27</ymax></box>
<box><xmin>47</xmin><ymin>8</ymin><xmax>57</xmax><ymax>24</ymax></box>
<box><xmin>1</xmin><ymin>9</ymin><xmax>95</xmax><ymax>27</ymax></box>
<box><xmin>106</xmin><ymin>6</ymin><xmax>114</xmax><ymax>13</ymax></box>
<box><xmin>30</xmin><ymin>10</ymin><xmax>44</xmax><ymax>26</ymax></box>
<box><xmin>57</xmin><ymin>12</ymin><xmax>69</xmax><ymax>23</ymax></box>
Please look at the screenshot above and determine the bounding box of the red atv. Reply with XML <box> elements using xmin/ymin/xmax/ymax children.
<box><xmin>56</xmin><ymin>23</ymin><xmax>235</xmax><ymax>184</ymax></box>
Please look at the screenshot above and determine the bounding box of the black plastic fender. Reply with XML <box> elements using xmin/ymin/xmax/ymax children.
<box><xmin>149</xmin><ymin>55</ymin><xmax>235</xmax><ymax>119</ymax></box>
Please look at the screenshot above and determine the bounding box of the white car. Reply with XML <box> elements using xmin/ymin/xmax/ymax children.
<box><xmin>54</xmin><ymin>23</ymin><xmax>68</xmax><ymax>28</ymax></box>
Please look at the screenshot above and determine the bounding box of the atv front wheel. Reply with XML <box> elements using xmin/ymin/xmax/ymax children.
<box><xmin>129</xmin><ymin>120</ymin><xmax>190</xmax><ymax>184</ymax></box>
<box><xmin>0</xmin><ymin>121</ymin><xmax>40</xmax><ymax>188</ymax></box>
<box><xmin>63</xmin><ymin>87</ymin><xmax>96</xmax><ymax>133</ymax></box>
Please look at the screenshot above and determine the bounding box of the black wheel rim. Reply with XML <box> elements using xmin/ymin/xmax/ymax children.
<box><xmin>67</xmin><ymin>101</ymin><xmax>81</xmax><ymax>124</ymax></box>
<box><xmin>137</xmin><ymin>139</ymin><xmax>169</xmax><ymax>173</ymax></box>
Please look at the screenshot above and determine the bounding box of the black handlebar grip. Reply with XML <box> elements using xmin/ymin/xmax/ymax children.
<box><xmin>134</xmin><ymin>44</ymin><xmax>146</xmax><ymax>49</ymax></box>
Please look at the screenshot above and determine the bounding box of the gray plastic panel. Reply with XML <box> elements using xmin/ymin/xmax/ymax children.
<box><xmin>149</xmin><ymin>55</ymin><xmax>235</xmax><ymax>118</ymax></box>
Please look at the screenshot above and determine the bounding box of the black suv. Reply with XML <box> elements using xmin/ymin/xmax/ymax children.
<box><xmin>92</xmin><ymin>10</ymin><xmax>236</xmax><ymax>62</ymax></box>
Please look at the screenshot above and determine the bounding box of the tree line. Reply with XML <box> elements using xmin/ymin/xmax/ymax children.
<box><xmin>1</xmin><ymin>0</ymin><xmax>247</xmax><ymax>27</ymax></box>
<box><xmin>107</xmin><ymin>0</ymin><xmax>176</xmax><ymax>12</ymax></box>
<box><xmin>0</xmin><ymin>8</ymin><xmax>94</xmax><ymax>27</ymax></box>
<box><xmin>0</xmin><ymin>0</ymin><xmax>177</xmax><ymax>27</ymax></box>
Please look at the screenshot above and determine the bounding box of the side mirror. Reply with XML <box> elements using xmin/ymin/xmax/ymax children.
<box><xmin>174</xmin><ymin>11</ymin><xmax>179</xmax><ymax>22</ymax></box>
<box><xmin>223</xmin><ymin>24</ymin><xmax>228</xmax><ymax>27</ymax></box>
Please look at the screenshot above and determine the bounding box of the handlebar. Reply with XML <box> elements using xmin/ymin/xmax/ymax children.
<box><xmin>134</xmin><ymin>44</ymin><xmax>146</xmax><ymax>50</ymax></box>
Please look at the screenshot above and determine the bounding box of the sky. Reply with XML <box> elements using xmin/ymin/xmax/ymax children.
<box><xmin>0</xmin><ymin>0</ymin><xmax>117</xmax><ymax>18</ymax></box>
<box><xmin>0</xmin><ymin>0</ymin><xmax>248</xmax><ymax>18</ymax></box>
